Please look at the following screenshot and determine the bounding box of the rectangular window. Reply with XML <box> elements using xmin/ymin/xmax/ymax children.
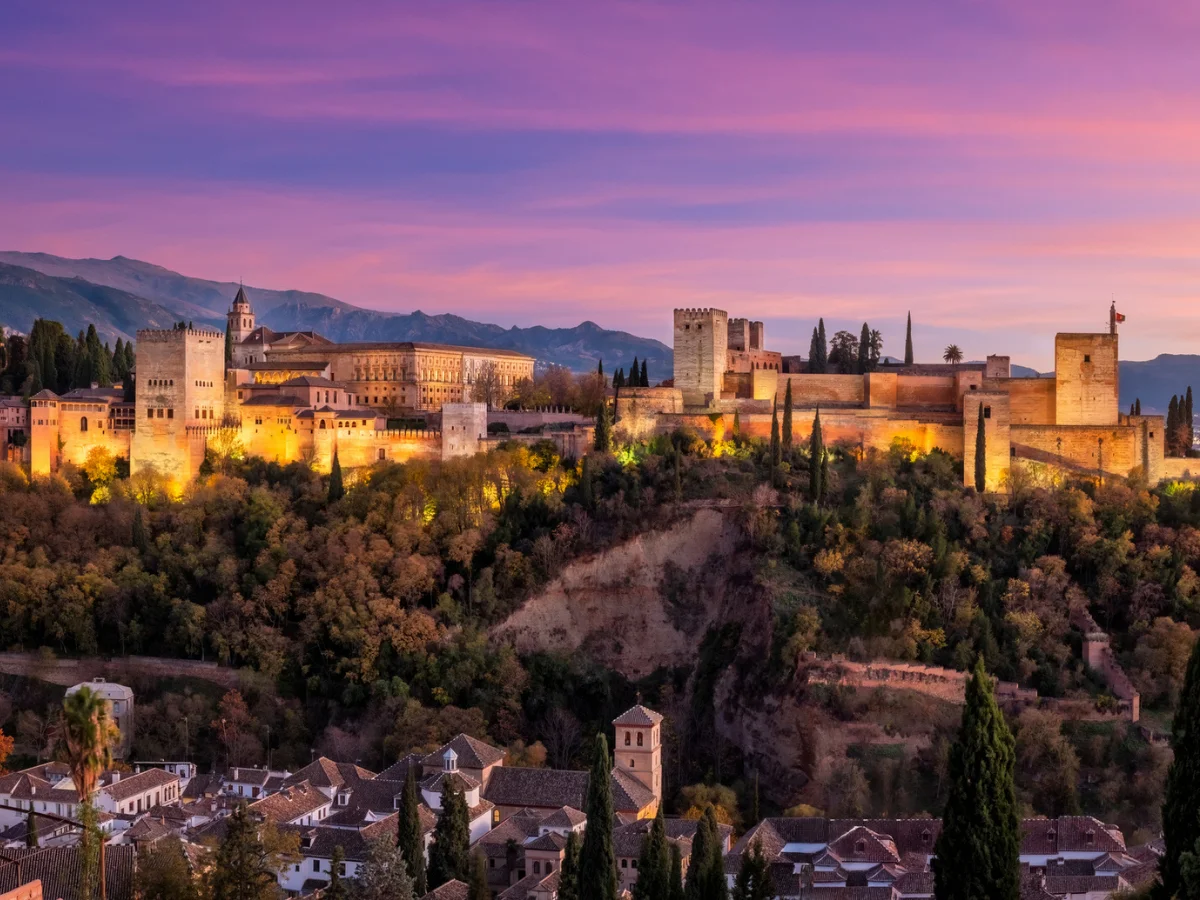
<box><xmin>167</xmin><ymin>409</ymin><xmax>173</xmax><ymax>419</ymax></box>
<box><xmin>1084</xmin><ymin>354</ymin><xmax>1091</xmax><ymax>363</ymax></box>
<box><xmin>983</xmin><ymin>407</ymin><xmax>992</xmax><ymax>419</ymax></box>
<box><xmin>147</xmin><ymin>409</ymin><xmax>154</xmax><ymax>419</ymax></box>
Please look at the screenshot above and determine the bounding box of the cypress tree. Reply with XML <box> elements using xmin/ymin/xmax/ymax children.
<box><xmin>816</xmin><ymin>318</ymin><xmax>828</xmax><ymax>374</ymax></box>
<box><xmin>640</xmin><ymin>359</ymin><xmax>649</xmax><ymax>387</ymax></box>
<box><xmin>781</xmin><ymin>381</ymin><xmax>793</xmax><ymax>452</ymax></box>
<box><xmin>428</xmin><ymin>779</ymin><xmax>471</xmax><ymax>887</ymax></box>
<box><xmin>617</xmin><ymin>369</ymin><xmax>626</xmax><ymax>390</ymax></box>
<box><xmin>1160</xmin><ymin>635</ymin><xmax>1200</xmax><ymax>898</ymax></box>
<box><xmin>673</xmin><ymin>448</ymin><xmax>683</xmax><ymax>501</ymax></box>
<box><xmin>668</xmin><ymin>844</ymin><xmax>685</xmax><ymax>900</ymax></box>
<box><xmin>732</xmin><ymin>408</ymin><xmax>741</xmax><ymax>437</ymax></box>
<box><xmin>113</xmin><ymin>338</ymin><xmax>126</xmax><ymax>382</ymax></box>
<box><xmin>327</xmin><ymin>845</ymin><xmax>350</xmax><ymax>900</ymax></box>
<box><xmin>1130</xmin><ymin>402</ymin><xmax>1136</xmax><ymax>416</ymax></box>
<box><xmin>731</xmin><ymin>840</ymin><xmax>771</xmax><ymax>900</ymax></box>
<box><xmin>1188</xmin><ymin>385</ymin><xmax>1195</xmax><ymax>450</ymax></box>
<box><xmin>1135</xmin><ymin>397</ymin><xmax>1142</xmax><ymax>416</ymax></box>
<box><xmin>469</xmin><ymin>851</ymin><xmax>489</xmax><ymax>900</ymax></box>
<box><xmin>26</xmin><ymin>809</ymin><xmax>37</xmax><ymax>848</ymax></box>
<box><xmin>124</xmin><ymin>341</ymin><xmax>135</xmax><ymax>376</ymax></box>
<box><xmin>598</xmin><ymin>359</ymin><xmax>604</xmax><ymax>379</ymax></box>
<box><xmin>560</xmin><ymin>830</ymin><xmax>582</xmax><ymax>900</ymax></box>
<box><xmin>769</xmin><ymin>399</ymin><xmax>780</xmax><ymax>484</ymax></box>
<box><xmin>857</xmin><ymin>322</ymin><xmax>871</xmax><ymax>374</ymax></box>
<box><xmin>1169</xmin><ymin>396</ymin><xmax>1181</xmax><ymax>455</ymax></box>
<box><xmin>809</xmin><ymin>408</ymin><xmax>824</xmax><ymax>504</ymax></box>
<box><xmin>594</xmin><ymin>400</ymin><xmax>612</xmax><ymax>453</ymax></box>
<box><xmin>632</xmin><ymin>807</ymin><xmax>670</xmax><ymax>900</ymax></box>
<box><xmin>328</xmin><ymin>450</ymin><xmax>345</xmax><ymax>502</ymax></box>
<box><xmin>808</xmin><ymin>327</ymin><xmax>820</xmax><ymax>374</ymax></box>
<box><xmin>398</xmin><ymin>766</ymin><xmax>427</xmax><ymax>896</ymax></box>
<box><xmin>224</xmin><ymin>324</ymin><xmax>233</xmax><ymax>368</ymax></box>
<box><xmin>933</xmin><ymin>658</ymin><xmax>1020</xmax><ymax>900</ymax></box>
<box><xmin>630</xmin><ymin>357</ymin><xmax>639</xmax><ymax>387</ymax></box>
<box><xmin>684</xmin><ymin>811</ymin><xmax>712</xmax><ymax>900</ymax></box>
<box><xmin>975</xmin><ymin>403</ymin><xmax>987</xmax><ymax>493</ymax></box>
<box><xmin>905</xmin><ymin>312</ymin><xmax>914</xmax><ymax>365</ymax></box>
<box><xmin>685</xmin><ymin>807</ymin><xmax>726</xmax><ymax>900</ymax></box>
<box><xmin>208</xmin><ymin>804</ymin><xmax>278</xmax><ymax>899</ymax></box>
<box><xmin>132</xmin><ymin>506</ymin><xmax>148</xmax><ymax>554</ymax></box>
<box><xmin>578</xmin><ymin>735</ymin><xmax>617</xmax><ymax>900</ymax></box>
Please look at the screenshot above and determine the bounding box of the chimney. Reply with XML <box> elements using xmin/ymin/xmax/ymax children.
<box><xmin>90</xmin><ymin>382</ymin><xmax>99</xmax><ymax>390</ymax></box>
<box><xmin>111</xmin><ymin>772</ymin><xmax>120</xmax><ymax>783</ymax></box>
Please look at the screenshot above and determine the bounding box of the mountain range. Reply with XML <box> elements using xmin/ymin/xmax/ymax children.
<box><xmin>0</xmin><ymin>252</ymin><xmax>672</xmax><ymax>379</ymax></box>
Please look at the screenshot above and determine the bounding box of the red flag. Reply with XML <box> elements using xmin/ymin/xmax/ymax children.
<box><xmin>1115</xmin><ymin>311</ymin><xmax>1126</xmax><ymax>323</ymax></box>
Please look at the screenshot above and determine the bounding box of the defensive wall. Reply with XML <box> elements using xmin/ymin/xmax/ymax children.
<box><xmin>802</xmin><ymin>655</ymin><xmax>1038</xmax><ymax>706</ymax></box>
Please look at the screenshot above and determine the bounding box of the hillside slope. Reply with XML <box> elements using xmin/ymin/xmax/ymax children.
<box><xmin>0</xmin><ymin>251</ymin><xmax>672</xmax><ymax>376</ymax></box>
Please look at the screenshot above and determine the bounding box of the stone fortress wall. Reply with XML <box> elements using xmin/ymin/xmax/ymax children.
<box><xmin>629</xmin><ymin>306</ymin><xmax>1169</xmax><ymax>487</ymax></box>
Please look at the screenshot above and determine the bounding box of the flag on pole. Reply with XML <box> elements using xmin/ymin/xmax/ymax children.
<box><xmin>1115</xmin><ymin>311</ymin><xmax>1126</xmax><ymax>323</ymax></box>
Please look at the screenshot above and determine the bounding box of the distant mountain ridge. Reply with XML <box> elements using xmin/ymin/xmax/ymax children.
<box><xmin>0</xmin><ymin>251</ymin><xmax>672</xmax><ymax>378</ymax></box>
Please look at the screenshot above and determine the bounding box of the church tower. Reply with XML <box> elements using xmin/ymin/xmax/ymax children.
<box><xmin>613</xmin><ymin>704</ymin><xmax>663</xmax><ymax>809</ymax></box>
<box><xmin>228</xmin><ymin>285</ymin><xmax>255</xmax><ymax>344</ymax></box>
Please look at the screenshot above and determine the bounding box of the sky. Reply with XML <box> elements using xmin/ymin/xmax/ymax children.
<box><xmin>4</xmin><ymin>1</ymin><xmax>1200</xmax><ymax>369</ymax></box>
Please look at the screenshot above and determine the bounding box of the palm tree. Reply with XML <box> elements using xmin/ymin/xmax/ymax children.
<box><xmin>56</xmin><ymin>686</ymin><xmax>118</xmax><ymax>900</ymax></box>
<box><xmin>943</xmin><ymin>344</ymin><xmax>964</xmax><ymax>365</ymax></box>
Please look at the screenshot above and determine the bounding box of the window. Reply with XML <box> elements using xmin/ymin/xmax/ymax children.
<box><xmin>855</xmin><ymin>840</ymin><xmax>866</xmax><ymax>854</ymax></box>
<box><xmin>630</xmin><ymin>759</ymin><xmax>635</xmax><ymax>768</ymax></box>
<box><xmin>313</xmin><ymin>860</ymin><xmax>320</xmax><ymax>872</ymax></box>
<box><xmin>621</xmin><ymin>860</ymin><xmax>628</xmax><ymax>869</ymax></box>
<box><xmin>969</xmin><ymin>384</ymin><xmax>977</xmax><ymax>390</ymax></box>
<box><xmin>533</xmin><ymin>862</ymin><xmax>541</xmax><ymax>875</ymax></box>
<box><xmin>167</xmin><ymin>408</ymin><xmax>173</xmax><ymax>418</ymax></box>
<box><xmin>1084</xmin><ymin>354</ymin><xmax>1091</xmax><ymax>363</ymax></box>
<box><xmin>983</xmin><ymin>406</ymin><xmax>991</xmax><ymax>419</ymax></box>
<box><xmin>624</xmin><ymin>732</ymin><xmax>631</xmax><ymax>746</ymax></box>
<box><xmin>921</xmin><ymin>830</ymin><xmax>931</xmax><ymax>844</ymax></box>
<box><xmin>490</xmin><ymin>859</ymin><xmax>496</xmax><ymax>868</ymax></box>
<box><xmin>147</xmin><ymin>409</ymin><xmax>154</xmax><ymax>420</ymax></box>
<box><xmin>637</xmin><ymin>732</ymin><xmax>643</xmax><ymax>747</ymax></box>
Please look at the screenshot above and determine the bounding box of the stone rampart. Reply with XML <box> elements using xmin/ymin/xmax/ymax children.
<box><xmin>998</xmin><ymin>378</ymin><xmax>1057</xmax><ymax>425</ymax></box>
<box><xmin>896</xmin><ymin>375</ymin><xmax>957</xmax><ymax>408</ymax></box>
<box><xmin>776</xmin><ymin>374</ymin><xmax>865</xmax><ymax>407</ymax></box>
<box><xmin>1010</xmin><ymin>424</ymin><xmax>1141</xmax><ymax>477</ymax></box>
<box><xmin>803</xmin><ymin>655</ymin><xmax>1037</xmax><ymax>705</ymax></box>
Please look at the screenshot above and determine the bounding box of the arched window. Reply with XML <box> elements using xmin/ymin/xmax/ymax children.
<box><xmin>79</xmin><ymin>417</ymin><xmax>88</xmax><ymax>432</ymax></box>
<box><xmin>319</xmin><ymin>420</ymin><xmax>327</xmax><ymax>429</ymax></box>
<box><xmin>624</xmin><ymin>732</ymin><xmax>631</xmax><ymax>746</ymax></box>
<box><xmin>637</xmin><ymin>732</ymin><xmax>643</xmax><ymax>747</ymax></box>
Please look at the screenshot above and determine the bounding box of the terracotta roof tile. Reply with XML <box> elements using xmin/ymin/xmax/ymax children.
<box><xmin>421</xmin><ymin>735</ymin><xmax>506</xmax><ymax>771</ymax></box>
<box><xmin>612</xmin><ymin>706</ymin><xmax>664</xmax><ymax>727</ymax></box>
<box><xmin>421</xmin><ymin>880</ymin><xmax>471</xmax><ymax>900</ymax></box>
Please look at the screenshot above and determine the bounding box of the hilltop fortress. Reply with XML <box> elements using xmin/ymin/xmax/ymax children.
<box><xmin>26</xmin><ymin>289</ymin><xmax>557</xmax><ymax>484</ymax></box>
<box><xmin>618</xmin><ymin>306</ymin><xmax>1171</xmax><ymax>487</ymax></box>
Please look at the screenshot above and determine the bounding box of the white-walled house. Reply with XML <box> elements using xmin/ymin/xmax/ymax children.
<box><xmin>420</xmin><ymin>749</ymin><xmax>495</xmax><ymax>843</ymax></box>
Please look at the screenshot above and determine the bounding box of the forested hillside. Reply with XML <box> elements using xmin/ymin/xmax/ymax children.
<box><xmin>0</xmin><ymin>416</ymin><xmax>1194</xmax><ymax>843</ymax></box>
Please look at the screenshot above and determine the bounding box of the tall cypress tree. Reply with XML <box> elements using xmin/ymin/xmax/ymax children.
<box><xmin>904</xmin><ymin>312</ymin><xmax>914</xmax><ymax>365</ymax></box>
<box><xmin>615</xmin><ymin>368</ymin><xmax>625</xmax><ymax>390</ymax></box>
<box><xmin>428</xmin><ymin>780</ymin><xmax>471</xmax><ymax>888</ymax></box>
<box><xmin>598</xmin><ymin>359</ymin><xmax>604</xmax><ymax>379</ymax></box>
<box><xmin>809</xmin><ymin>408</ymin><xmax>824</xmax><ymax>504</ymax></box>
<box><xmin>224</xmin><ymin>324</ymin><xmax>233</xmax><ymax>369</ymax></box>
<box><xmin>974</xmin><ymin>403</ymin><xmax>987</xmax><ymax>493</ymax></box>
<box><xmin>208</xmin><ymin>804</ymin><xmax>278</xmax><ymax>899</ymax></box>
<box><xmin>630</xmin><ymin>357</ymin><xmax>639</xmax><ymax>387</ymax></box>
<box><xmin>1135</xmin><ymin>397</ymin><xmax>1142</xmax><ymax>416</ymax></box>
<box><xmin>594</xmin><ymin>401</ymin><xmax>612</xmax><ymax>453</ymax></box>
<box><xmin>579</xmin><ymin>735</ymin><xmax>617</xmax><ymax>900</ymax></box>
<box><xmin>769</xmin><ymin>399</ymin><xmax>780</xmax><ymax>484</ymax></box>
<box><xmin>132</xmin><ymin>506</ymin><xmax>149</xmax><ymax>554</ymax></box>
<box><xmin>327</xmin><ymin>845</ymin><xmax>350</xmax><ymax>900</ymax></box>
<box><xmin>398</xmin><ymin>766</ymin><xmax>427</xmax><ymax>896</ymax></box>
<box><xmin>1188</xmin><ymin>386</ymin><xmax>1195</xmax><ymax>451</ymax></box>
<box><xmin>632</xmin><ymin>808</ymin><xmax>670</xmax><ymax>900</ymax></box>
<box><xmin>933</xmin><ymin>658</ymin><xmax>1020</xmax><ymax>900</ymax></box>
<box><xmin>808</xmin><ymin>327</ymin><xmax>820</xmax><ymax>374</ymax></box>
<box><xmin>1169</xmin><ymin>396</ymin><xmax>1181</xmax><ymax>456</ymax></box>
<box><xmin>684</xmin><ymin>811</ymin><xmax>712</xmax><ymax>900</ymax></box>
<box><xmin>857</xmin><ymin>322</ymin><xmax>871</xmax><ymax>374</ymax></box>
<box><xmin>668</xmin><ymin>844</ymin><xmax>685</xmax><ymax>900</ymax></box>
<box><xmin>781</xmin><ymin>381</ymin><xmax>793</xmax><ymax>453</ymax></box>
<box><xmin>560</xmin><ymin>830</ymin><xmax>582</xmax><ymax>900</ymax></box>
<box><xmin>328</xmin><ymin>450</ymin><xmax>345</xmax><ymax>502</ymax></box>
<box><xmin>25</xmin><ymin>809</ymin><xmax>37</xmax><ymax>848</ymax></box>
<box><xmin>1161</xmin><ymin>635</ymin><xmax>1200</xmax><ymax>898</ymax></box>
<box><xmin>816</xmin><ymin>319</ymin><xmax>828</xmax><ymax>374</ymax></box>
<box><xmin>685</xmin><ymin>807</ymin><xmax>726</xmax><ymax>900</ymax></box>
<box><xmin>640</xmin><ymin>359</ymin><xmax>649</xmax><ymax>388</ymax></box>
<box><xmin>469</xmin><ymin>851</ymin><xmax>489</xmax><ymax>900</ymax></box>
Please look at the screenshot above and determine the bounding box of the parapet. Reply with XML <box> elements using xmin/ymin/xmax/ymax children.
<box><xmin>137</xmin><ymin>327</ymin><xmax>224</xmax><ymax>342</ymax></box>
<box><xmin>673</xmin><ymin>307</ymin><xmax>728</xmax><ymax>319</ymax></box>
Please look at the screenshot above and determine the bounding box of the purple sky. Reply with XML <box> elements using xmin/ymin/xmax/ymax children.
<box><xmin>4</xmin><ymin>1</ymin><xmax>1200</xmax><ymax>368</ymax></box>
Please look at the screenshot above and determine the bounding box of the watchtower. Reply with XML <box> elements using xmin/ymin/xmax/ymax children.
<box><xmin>1054</xmin><ymin>333</ymin><xmax>1118</xmax><ymax>426</ymax></box>
<box><xmin>673</xmin><ymin>308</ymin><xmax>728</xmax><ymax>407</ymax></box>
<box><xmin>131</xmin><ymin>326</ymin><xmax>226</xmax><ymax>482</ymax></box>
<box><xmin>613</xmin><ymin>704</ymin><xmax>663</xmax><ymax>810</ymax></box>
<box><xmin>228</xmin><ymin>285</ymin><xmax>255</xmax><ymax>344</ymax></box>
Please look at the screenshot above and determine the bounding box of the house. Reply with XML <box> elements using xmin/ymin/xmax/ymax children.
<box><xmin>276</xmin><ymin>815</ymin><xmax>401</xmax><ymax>894</ymax></box>
<box><xmin>614</xmin><ymin>817</ymin><xmax>733</xmax><ymax>893</ymax></box>
<box><xmin>0</xmin><ymin>765</ymin><xmax>181</xmax><ymax>831</ymax></box>
<box><xmin>420</xmin><ymin>750</ymin><xmax>495</xmax><ymax>843</ymax></box>
<box><xmin>64</xmin><ymin>679</ymin><xmax>134</xmax><ymax>759</ymax></box>
<box><xmin>246</xmin><ymin>781</ymin><xmax>331</xmax><ymax>826</ymax></box>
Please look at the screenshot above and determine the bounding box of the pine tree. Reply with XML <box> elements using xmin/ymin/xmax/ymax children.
<box><xmin>1161</xmin><ymin>635</ymin><xmax>1200</xmax><ymax>898</ymax></box>
<box><xmin>975</xmin><ymin>403</ymin><xmax>987</xmax><ymax>493</ymax></box>
<box><xmin>632</xmin><ymin>807</ymin><xmax>670</xmax><ymax>900</ymax></box>
<box><xmin>781</xmin><ymin>381</ymin><xmax>793</xmax><ymax>453</ymax></box>
<box><xmin>469</xmin><ymin>851</ymin><xmax>489</xmax><ymax>900</ymax></box>
<box><xmin>809</xmin><ymin>408</ymin><xmax>824</xmax><ymax>504</ymax></box>
<box><xmin>640</xmin><ymin>359</ymin><xmax>648</xmax><ymax>387</ymax></box>
<box><xmin>207</xmin><ymin>804</ymin><xmax>279</xmax><ymax>900</ymax></box>
<box><xmin>428</xmin><ymin>780</ymin><xmax>471</xmax><ymax>888</ymax></box>
<box><xmin>25</xmin><ymin>809</ymin><xmax>37</xmax><ymax>848</ymax></box>
<box><xmin>668</xmin><ymin>844</ymin><xmax>685</xmax><ymax>900</ymax></box>
<box><xmin>328</xmin><ymin>450</ymin><xmax>345</xmax><ymax>502</ymax></box>
<box><xmin>808</xmin><ymin>327</ymin><xmax>820</xmax><ymax>374</ymax></box>
<box><xmin>857</xmin><ymin>322</ymin><xmax>871</xmax><ymax>374</ymax></box>
<box><xmin>398</xmin><ymin>767</ymin><xmax>427</xmax><ymax>896</ymax></box>
<box><xmin>933</xmin><ymin>658</ymin><xmax>1020</xmax><ymax>900</ymax></box>
<box><xmin>560</xmin><ymin>831</ymin><xmax>582</xmax><ymax>900</ymax></box>
<box><xmin>905</xmin><ymin>312</ymin><xmax>914</xmax><ymax>365</ymax></box>
<box><xmin>816</xmin><ymin>318</ymin><xmax>828</xmax><ymax>373</ymax></box>
<box><xmin>579</xmin><ymin>735</ymin><xmax>617</xmax><ymax>900</ymax></box>
<box><xmin>594</xmin><ymin>401</ymin><xmax>612</xmax><ymax>453</ymax></box>
<box><xmin>731</xmin><ymin>840</ymin><xmax>771</xmax><ymax>900</ymax></box>
<box><xmin>327</xmin><ymin>845</ymin><xmax>350</xmax><ymax>900</ymax></box>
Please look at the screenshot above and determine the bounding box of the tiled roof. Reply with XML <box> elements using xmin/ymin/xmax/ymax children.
<box><xmin>284</xmin><ymin>758</ymin><xmax>375</xmax><ymax>792</ymax></box>
<box><xmin>240</xmin><ymin>393</ymin><xmax>306</xmax><ymax>407</ymax></box>
<box><xmin>421</xmin><ymin>734</ymin><xmax>506</xmax><ymax>771</ymax></box>
<box><xmin>540</xmin><ymin>806</ymin><xmax>587</xmax><ymax>829</ymax></box>
<box><xmin>0</xmin><ymin>845</ymin><xmax>136</xmax><ymax>900</ymax></box>
<box><xmin>224</xmin><ymin>768</ymin><xmax>272</xmax><ymax>786</ymax></box>
<box><xmin>104</xmin><ymin>768</ymin><xmax>178</xmax><ymax>802</ymax></box>
<box><xmin>610</xmin><ymin>769</ymin><xmax>656</xmax><ymax>812</ymax></box>
<box><xmin>182</xmin><ymin>773</ymin><xmax>224</xmax><ymax>799</ymax></box>
<box><xmin>1019</xmin><ymin>816</ymin><xmax>1124</xmax><ymax>855</ymax></box>
<box><xmin>826</xmin><ymin>825</ymin><xmax>900</xmax><ymax>866</ymax></box>
<box><xmin>477</xmin><ymin>813</ymin><xmax>544</xmax><ymax>854</ymax></box>
<box><xmin>124</xmin><ymin>816</ymin><xmax>177</xmax><ymax>843</ymax></box>
<box><xmin>612</xmin><ymin>705</ymin><xmax>664</xmax><ymax>727</ymax></box>
<box><xmin>248</xmin><ymin>780</ymin><xmax>329</xmax><ymax>823</ymax></box>
<box><xmin>526</xmin><ymin>832</ymin><xmax>567</xmax><ymax>852</ymax></box>
<box><xmin>421</xmin><ymin>879</ymin><xmax>471</xmax><ymax>900</ymax></box>
<box><xmin>280</xmin><ymin>375</ymin><xmax>340</xmax><ymax>388</ymax></box>
<box><xmin>1043</xmin><ymin>874</ymin><xmax>1120</xmax><ymax>894</ymax></box>
<box><xmin>376</xmin><ymin>754</ymin><xmax>422</xmax><ymax>782</ymax></box>
<box><xmin>422</xmin><ymin>771</ymin><xmax>481</xmax><ymax>793</ymax></box>
<box><xmin>498</xmin><ymin>871</ymin><xmax>551</xmax><ymax>900</ymax></box>
<box><xmin>484</xmin><ymin>768</ymin><xmax>588</xmax><ymax>811</ymax></box>
<box><xmin>282</xmin><ymin>815</ymin><xmax>398</xmax><ymax>863</ymax></box>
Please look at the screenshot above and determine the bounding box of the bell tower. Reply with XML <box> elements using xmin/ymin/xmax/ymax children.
<box><xmin>613</xmin><ymin>704</ymin><xmax>663</xmax><ymax>810</ymax></box>
<box><xmin>228</xmin><ymin>285</ymin><xmax>255</xmax><ymax>344</ymax></box>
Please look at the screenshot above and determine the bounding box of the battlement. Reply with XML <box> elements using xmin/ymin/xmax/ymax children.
<box><xmin>137</xmin><ymin>327</ymin><xmax>224</xmax><ymax>342</ymax></box>
<box><xmin>673</xmin><ymin>307</ymin><xmax>727</xmax><ymax>318</ymax></box>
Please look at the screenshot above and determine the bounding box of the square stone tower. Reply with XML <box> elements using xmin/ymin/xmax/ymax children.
<box><xmin>441</xmin><ymin>402</ymin><xmax>488</xmax><ymax>458</ymax></box>
<box><xmin>1055</xmin><ymin>333</ymin><xmax>1118</xmax><ymax>426</ymax></box>
<box><xmin>673</xmin><ymin>308</ymin><xmax>728</xmax><ymax>407</ymax></box>
<box><xmin>963</xmin><ymin>391</ymin><xmax>1011</xmax><ymax>492</ymax></box>
<box><xmin>613</xmin><ymin>704</ymin><xmax>663</xmax><ymax>810</ymax></box>
<box><xmin>131</xmin><ymin>326</ymin><xmax>226</xmax><ymax>482</ymax></box>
